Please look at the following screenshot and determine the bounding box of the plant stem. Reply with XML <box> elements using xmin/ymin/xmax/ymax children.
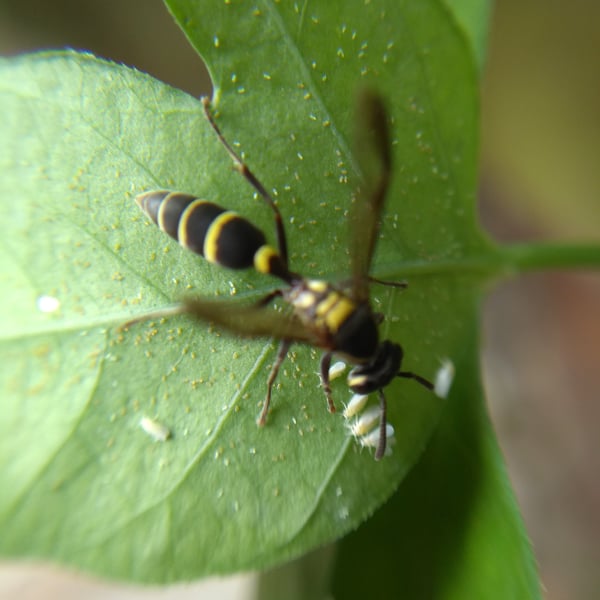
<box><xmin>378</xmin><ymin>242</ymin><xmax>600</xmax><ymax>282</ymax></box>
<box><xmin>499</xmin><ymin>242</ymin><xmax>600</xmax><ymax>273</ymax></box>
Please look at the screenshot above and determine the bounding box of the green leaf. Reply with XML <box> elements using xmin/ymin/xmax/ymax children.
<box><xmin>3</xmin><ymin>0</ymin><xmax>582</xmax><ymax>594</ymax></box>
<box><xmin>442</xmin><ymin>0</ymin><xmax>493</xmax><ymax>71</ymax></box>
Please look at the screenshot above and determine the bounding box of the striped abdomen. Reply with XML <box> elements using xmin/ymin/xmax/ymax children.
<box><xmin>136</xmin><ymin>190</ymin><xmax>285</xmax><ymax>276</ymax></box>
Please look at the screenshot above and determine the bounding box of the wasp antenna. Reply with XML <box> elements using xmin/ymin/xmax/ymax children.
<box><xmin>120</xmin><ymin>304</ymin><xmax>187</xmax><ymax>331</ymax></box>
<box><xmin>397</xmin><ymin>370</ymin><xmax>434</xmax><ymax>391</ymax></box>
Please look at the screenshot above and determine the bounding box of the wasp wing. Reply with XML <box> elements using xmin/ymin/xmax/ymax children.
<box><xmin>183</xmin><ymin>297</ymin><xmax>321</xmax><ymax>346</ymax></box>
<box><xmin>349</xmin><ymin>91</ymin><xmax>392</xmax><ymax>303</ymax></box>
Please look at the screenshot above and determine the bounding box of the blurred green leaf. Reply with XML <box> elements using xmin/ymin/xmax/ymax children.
<box><xmin>0</xmin><ymin>1</ymin><xmax>558</xmax><ymax>595</ymax></box>
<box><xmin>443</xmin><ymin>0</ymin><xmax>493</xmax><ymax>71</ymax></box>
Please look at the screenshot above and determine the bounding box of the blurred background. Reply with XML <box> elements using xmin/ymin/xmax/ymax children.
<box><xmin>1</xmin><ymin>1</ymin><xmax>598</xmax><ymax>598</ymax></box>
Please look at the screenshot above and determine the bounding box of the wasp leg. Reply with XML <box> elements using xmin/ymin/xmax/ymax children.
<box><xmin>397</xmin><ymin>370</ymin><xmax>434</xmax><ymax>391</ymax></box>
<box><xmin>368</xmin><ymin>276</ymin><xmax>408</xmax><ymax>290</ymax></box>
<box><xmin>258</xmin><ymin>338</ymin><xmax>292</xmax><ymax>426</ymax></box>
<box><xmin>254</xmin><ymin>288</ymin><xmax>283</xmax><ymax>308</ymax></box>
<box><xmin>373</xmin><ymin>312</ymin><xmax>385</xmax><ymax>325</ymax></box>
<box><xmin>338</xmin><ymin>276</ymin><xmax>407</xmax><ymax>295</ymax></box>
<box><xmin>374</xmin><ymin>389</ymin><xmax>388</xmax><ymax>461</ymax></box>
<box><xmin>319</xmin><ymin>352</ymin><xmax>336</xmax><ymax>413</ymax></box>
<box><xmin>202</xmin><ymin>97</ymin><xmax>289</xmax><ymax>267</ymax></box>
<box><xmin>119</xmin><ymin>305</ymin><xmax>186</xmax><ymax>331</ymax></box>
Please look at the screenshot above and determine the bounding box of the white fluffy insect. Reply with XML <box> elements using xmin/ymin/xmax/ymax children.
<box><xmin>358</xmin><ymin>423</ymin><xmax>396</xmax><ymax>456</ymax></box>
<box><xmin>328</xmin><ymin>360</ymin><xmax>347</xmax><ymax>380</ymax></box>
<box><xmin>140</xmin><ymin>416</ymin><xmax>171</xmax><ymax>442</ymax></box>
<box><xmin>434</xmin><ymin>358</ymin><xmax>455</xmax><ymax>399</ymax></box>
<box><xmin>342</xmin><ymin>393</ymin><xmax>369</xmax><ymax>419</ymax></box>
<box><xmin>343</xmin><ymin>393</ymin><xmax>395</xmax><ymax>459</ymax></box>
<box><xmin>346</xmin><ymin>406</ymin><xmax>382</xmax><ymax>438</ymax></box>
<box><xmin>36</xmin><ymin>295</ymin><xmax>60</xmax><ymax>314</ymax></box>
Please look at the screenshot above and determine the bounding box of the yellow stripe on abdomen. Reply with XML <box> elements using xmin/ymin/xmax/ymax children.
<box><xmin>202</xmin><ymin>211</ymin><xmax>238</xmax><ymax>264</ymax></box>
<box><xmin>254</xmin><ymin>245</ymin><xmax>279</xmax><ymax>274</ymax></box>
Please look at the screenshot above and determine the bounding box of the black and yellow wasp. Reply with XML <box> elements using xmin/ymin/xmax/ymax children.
<box><xmin>135</xmin><ymin>92</ymin><xmax>434</xmax><ymax>459</ymax></box>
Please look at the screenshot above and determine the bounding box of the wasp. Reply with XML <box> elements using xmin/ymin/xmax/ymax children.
<box><xmin>135</xmin><ymin>92</ymin><xmax>434</xmax><ymax>459</ymax></box>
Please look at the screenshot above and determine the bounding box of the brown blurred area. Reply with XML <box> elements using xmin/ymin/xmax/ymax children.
<box><xmin>1</xmin><ymin>1</ymin><xmax>598</xmax><ymax>599</ymax></box>
<box><xmin>480</xmin><ymin>2</ymin><xmax>600</xmax><ymax>600</ymax></box>
<box><xmin>0</xmin><ymin>0</ymin><xmax>211</xmax><ymax>96</ymax></box>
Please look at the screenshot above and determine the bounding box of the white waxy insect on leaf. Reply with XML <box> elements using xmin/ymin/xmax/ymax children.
<box><xmin>434</xmin><ymin>358</ymin><xmax>455</xmax><ymax>399</ymax></box>
<box><xmin>342</xmin><ymin>393</ymin><xmax>369</xmax><ymax>419</ymax></box>
<box><xmin>36</xmin><ymin>295</ymin><xmax>60</xmax><ymax>314</ymax></box>
<box><xmin>359</xmin><ymin>423</ymin><xmax>396</xmax><ymax>457</ymax></box>
<box><xmin>140</xmin><ymin>416</ymin><xmax>171</xmax><ymax>442</ymax></box>
<box><xmin>347</xmin><ymin>406</ymin><xmax>382</xmax><ymax>438</ymax></box>
<box><xmin>328</xmin><ymin>360</ymin><xmax>347</xmax><ymax>380</ymax></box>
